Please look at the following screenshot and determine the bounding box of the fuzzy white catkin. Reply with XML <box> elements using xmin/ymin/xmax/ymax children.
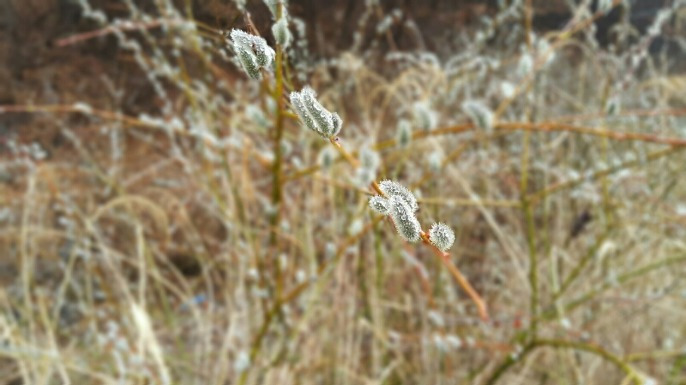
<box><xmin>359</xmin><ymin>145</ymin><xmax>380</xmax><ymax>171</ymax></box>
<box><xmin>369</xmin><ymin>196</ymin><xmax>390</xmax><ymax>215</ymax></box>
<box><xmin>355</xmin><ymin>167</ymin><xmax>377</xmax><ymax>187</ymax></box>
<box><xmin>301</xmin><ymin>88</ymin><xmax>338</xmax><ymax>135</ymax></box>
<box><xmin>290</xmin><ymin>90</ymin><xmax>318</xmax><ymax>133</ymax></box>
<box><xmin>263</xmin><ymin>0</ymin><xmax>278</xmax><ymax>16</ymax></box>
<box><xmin>376</xmin><ymin>14</ymin><xmax>394</xmax><ymax>34</ymax></box>
<box><xmin>517</xmin><ymin>53</ymin><xmax>533</xmax><ymax>78</ymax></box>
<box><xmin>536</xmin><ymin>38</ymin><xmax>556</xmax><ymax>67</ymax></box>
<box><xmin>598</xmin><ymin>0</ymin><xmax>613</xmax><ymax>13</ymax></box>
<box><xmin>445</xmin><ymin>335</ymin><xmax>462</xmax><ymax>350</ymax></box>
<box><xmin>236</xmin><ymin>48</ymin><xmax>260</xmax><ymax>79</ymax></box>
<box><xmin>234</xmin><ymin>0</ymin><xmax>247</xmax><ymax>11</ymax></box>
<box><xmin>396</xmin><ymin>119</ymin><xmax>412</xmax><ymax>148</ymax></box>
<box><xmin>379</xmin><ymin>180</ymin><xmax>418</xmax><ymax>213</ymax></box>
<box><xmin>429</xmin><ymin>222</ymin><xmax>455</xmax><ymax>251</ymax></box>
<box><xmin>230</xmin><ymin>29</ymin><xmax>275</xmax><ymax>79</ymax></box>
<box><xmin>348</xmin><ymin>218</ymin><xmax>364</xmax><ymax>235</ymax></box>
<box><xmin>234</xmin><ymin>351</ymin><xmax>251</xmax><ymax>373</ymax></box>
<box><xmin>318</xmin><ymin>146</ymin><xmax>336</xmax><ymax>169</ymax></box>
<box><xmin>290</xmin><ymin>87</ymin><xmax>343</xmax><ymax>138</ymax></box>
<box><xmin>428</xmin><ymin>151</ymin><xmax>443</xmax><ymax>172</ymax></box>
<box><xmin>500</xmin><ymin>81</ymin><xmax>516</xmax><ymax>98</ymax></box>
<box><xmin>272</xmin><ymin>17</ymin><xmax>292</xmax><ymax>47</ymax></box>
<box><xmin>280</xmin><ymin>139</ymin><xmax>292</xmax><ymax>156</ymax></box>
<box><xmin>462</xmin><ymin>100</ymin><xmax>494</xmax><ymax>132</ymax></box>
<box><xmin>412</xmin><ymin>101</ymin><xmax>437</xmax><ymax>131</ymax></box>
<box><xmin>246</xmin><ymin>104</ymin><xmax>269</xmax><ymax>127</ymax></box>
<box><xmin>388</xmin><ymin>196</ymin><xmax>421</xmax><ymax>243</ymax></box>
<box><xmin>73</xmin><ymin>102</ymin><xmax>93</xmax><ymax>113</ymax></box>
<box><xmin>606</xmin><ymin>96</ymin><xmax>621</xmax><ymax>116</ymax></box>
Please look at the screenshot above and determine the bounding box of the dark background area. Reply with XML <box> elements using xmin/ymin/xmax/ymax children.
<box><xmin>0</xmin><ymin>0</ymin><xmax>678</xmax><ymax>132</ymax></box>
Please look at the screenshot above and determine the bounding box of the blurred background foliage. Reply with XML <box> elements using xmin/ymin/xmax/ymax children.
<box><xmin>1</xmin><ymin>0</ymin><xmax>686</xmax><ymax>384</ymax></box>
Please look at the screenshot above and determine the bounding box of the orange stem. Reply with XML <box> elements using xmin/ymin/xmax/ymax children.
<box><xmin>420</xmin><ymin>232</ymin><xmax>490</xmax><ymax>322</ymax></box>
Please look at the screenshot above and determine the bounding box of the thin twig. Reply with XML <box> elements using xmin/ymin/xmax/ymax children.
<box><xmin>329</xmin><ymin>137</ymin><xmax>489</xmax><ymax>321</ymax></box>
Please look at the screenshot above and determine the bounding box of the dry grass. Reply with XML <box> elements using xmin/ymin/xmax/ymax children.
<box><xmin>1</xmin><ymin>0</ymin><xmax>686</xmax><ymax>384</ymax></box>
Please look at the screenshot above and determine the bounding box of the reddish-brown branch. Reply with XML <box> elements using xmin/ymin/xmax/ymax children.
<box><xmin>420</xmin><ymin>232</ymin><xmax>490</xmax><ymax>322</ymax></box>
<box><xmin>55</xmin><ymin>19</ymin><xmax>186</xmax><ymax>47</ymax></box>
<box><xmin>328</xmin><ymin>136</ymin><xmax>489</xmax><ymax>321</ymax></box>
<box><xmin>498</xmin><ymin>122</ymin><xmax>686</xmax><ymax>147</ymax></box>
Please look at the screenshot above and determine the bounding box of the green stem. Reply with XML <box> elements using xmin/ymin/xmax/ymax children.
<box><xmin>521</xmin><ymin>129</ymin><xmax>538</xmax><ymax>337</ymax></box>
<box><xmin>269</xmin><ymin>36</ymin><xmax>286</xmax><ymax>248</ymax></box>
<box><xmin>551</xmin><ymin>230</ymin><xmax>611</xmax><ymax>303</ymax></box>
<box><xmin>241</xmin><ymin>5</ymin><xmax>288</xmax><ymax>384</ymax></box>
<box><xmin>485</xmin><ymin>339</ymin><xmax>642</xmax><ymax>385</ymax></box>
<box><xmin>270</xmin><ymin>40</ymin><xmax>286</xmax><ymax>298</ymax></box>
<box><xmin>557</xmin><ymin>253</ymin><xmax>686</xmax><ymax>317</ymax></box>
<box><xmin>540</xmin><ymin>253</ymin><xmax>686</xmax><ymax>321</ymax></box>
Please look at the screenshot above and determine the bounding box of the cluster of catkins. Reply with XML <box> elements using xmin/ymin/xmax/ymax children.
<box><xmin>289</xmin><ymin>87</ymin><xmax>343</xmax><ymax>138</ymax></box>
<box><xmin>229</xmin><ymin>26</ymin><xmax>455</xmax><ymax>253</ymax></box>
<box><xmin>369</xmin><ymin>181</ymin><xmax>455</xmax><ymax>252</ymax></box>
<box><xmin>229</xmin><ymin>29</ymin><xmax>275</xmax><ymax>80</ymax></box>
<box><xmin>229</xmin><ymin>1</ymin><xmax>293</xmax><ymax>80</ymax></box>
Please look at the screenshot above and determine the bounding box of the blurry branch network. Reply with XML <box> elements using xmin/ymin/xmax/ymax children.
<box><xmin>286</xmin><ymin>64</ymin><xmax>488</xmax><ymax>324</ymax></box>
<box><xmin>224</xmin><ymin>2</ymin><xmax>491</xmax><ymax>372</ymax></box>
<box><xmin>1</xmin><ymin>0</ymin><xmax>685</xmax><ymax>382</ymax></box>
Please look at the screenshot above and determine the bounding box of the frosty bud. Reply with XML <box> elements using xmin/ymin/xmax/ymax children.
<box><xmin>254</xmin><ymin>43</ymin><xmax>274</xmax><ymax>68</ymax></box>
<box><xmin>462</xmin><ymin>100</ymin><xmax>494</xmax><ymax>132</ymax></box>
<box><xmin>330</xmin><ymin>113</ymin><xmax>343</xmax><ymax>137</ymax></box>
<box><xmin>290</xmin><ymin>91</ymin><xmax>318</xmax><ymax>134</ymax></box>
<box><xmin>246</xmin><ymin>104</ymin><xmax>269</xmax><ymax>127</ymax></box>
<box><xmin>605</xmin><ymin>96</ymin><xmax>620</xmax><ymax>116</ymax></box>
<box><xmin>318</xmin><ymin>146</ymin><xmax>337</xmax><ymax>170</ymax></box>
<box><xmin>272</xmin><ymin>17</ymin><xmax>292</xmax><ymax>48</ymax></box>
<box><xmin>500</xmin><ymin>81</ymin><xmax>516</xmax><ymax>98</ymax></box>
<box><xmin>301</xmin><ymin>87</ymin><xmax>336</xmax><ymax>136</ymax></box>
<box><xmin>280</xmin><ymin>139</ymin><xmax>292</xmax><ymax>156</ymax></box>
<box><xmin>536</xmin><ymin>38</ymin><xmax>556</xmax><ymax>67</ymax></box>
<box><xmin>379</xmin><ymin>180</ymin><xmax>418</xmax><ymax>213</ymax></box>
<box><xmin>348</xmin><ymin>218</ymin><xmax>364</xmax><ymax>235</ymax></box>
<box><xmin>369</xmin><ymin>196</ymin><xmax>390</xmax><ymax>215</ymax></box>
<box><xmin>236</xmin><ymin>48</ymin><xmax>260</xmax><ymax>80</ymax></box>
<box><xmin>388</xmin><ymin>196</ymin><xmax>421</xmax><ymax>243</ymax></box>
<box><xmin>428</xmin><ymin>151</ymin><xmax>443</xmax><ymax>172</ymax></box>
<box><xmin>598</xmin><ymin>0</ymin><xmax>614</xmax><ymax>13</ymax></box>
<box><xmin>396</xmin><ymin>119</ymin><xmax>412</xmax><ymax>148</ymax></box>
<box><xmin>230</xmin><ymin>29</ymin><xmax>275</xmax><ymax>79</ymax></box>
<box><xmin>517</xmin><ymin>53</ymin><xmax>533</xmax><ymax>78</ymax></box>
<box><xmin>412</xmin><ymin>101</ymin><xmax>437</xmax><ymax>131</ymax></box>
<box><xmin>263</xmin><ymin>0</ymin><xmax>278</xmax><ymax>17</ymax></box>
<box><xmin>355</xmin><ymin>167</ymin><xmax>377</xmax><ymax>188</ymax></box>
<box><xmin>429</xmin><ymin>222</ymin><xmax>455</xmax><ymax>251</ymax></box>
<box><xmin>234</xmin><ymin>350</ymin><xmax>251</xmax><ymax>373</ymax></box>
<box><xmin>359</xmin><ymin>145</ymin><xmax>380</xmax><ymax>171</ymax></box>
<box><xmin>290</xmin><ymin>87</ymin><xmax>343</xmax><ymax>138</ymax></box>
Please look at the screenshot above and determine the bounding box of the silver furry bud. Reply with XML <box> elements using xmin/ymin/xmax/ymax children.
<box><xmin>388</xmin><ymin>196</ymin><xmax>421</xmax><ymax>243</ymax></box>
<box><xmin>272</xmin><ymin>17</ymin><xmax>292</xmax><ymax>47</ymax></box>
<box><xmin>462</xmin><ymin>100</ymin><xmax>494</xmax><ymax>132</ymax></box>
<box><xmin>429</xmin><ymin>222</ymin><xmax>455</xmax><ymax>251</ymax></box>
<box><xmin>230</xmin><ymin>29</ymin><xmax>275</xmax><ymax>79</ymax></box>
<box><xmin>290</xmin><ymin>87</ymin><xmax>343</xmax><ymax>138</ymax></box>
<box><xmin>379</xmin><ymin>180</ymin><xmax>418</xmax><ymax>213</ymax></box>
<box><xmin>412</xmin><ymin>101</ymin><xmax>437</xmax><ymax>131</ymax></box>
<box><xmin>318</xmin><ymin>146</ymin><xmax>337</xmax><ymax>170</ymax></box>
<box><xmin>396</xmin><ymin>119</ymin><xmax>412</xmax><ymax>148</ymax></box>
<box><xmin>369</xmin><ymin>196</ymin><xmax>390</xmax><ymax>215</ymax></box>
